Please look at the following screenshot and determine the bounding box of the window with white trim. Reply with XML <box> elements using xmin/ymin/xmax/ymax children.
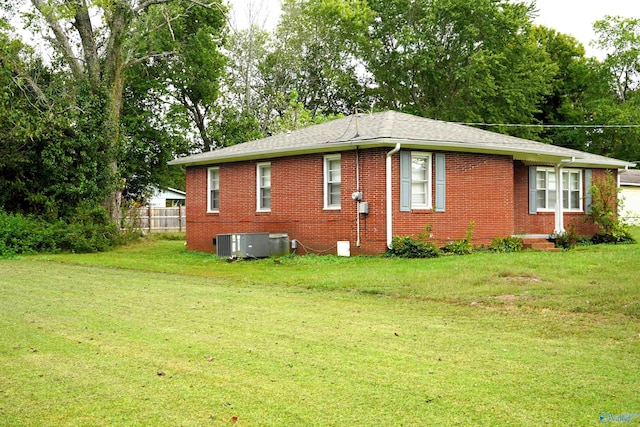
<box><xmin>536</xmin><ymin>167</ymin><xmax>582</xmax><ymax>212</ymax></box>
<box><xmin>411</xmin><ymin>152</ymin><xmax>432</xmax><ymax>209</ymax></box>
<box><xmin>324</xmin><ymin>155</ymin><xmax>341</xmax><ymax>209</ymax></box>
<box><xmin>536</xmin><ymin>168</ymin><xmax>557</xmax><ymax>210</ymax></box>
<box><xmin>562</xmin><ymin>169</ymin><xmax>582</xmax><ymax>210</ymax></box>
<box><xmin>257</xmin><ymin>163</ymin><xmax>271</xmax><ymax>211</ymax></box>
<box><xmin>207</xmin><ymin>167</ymin><xmax>220</xmax><ymax>212</ymax></box>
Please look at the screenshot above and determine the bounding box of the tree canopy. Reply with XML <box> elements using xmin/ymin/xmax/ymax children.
<box><xmin>1</xmin><ymin>0</ymin><xmax>227</xmax><ymax>218</ymax></box>
<box><xmin>1</xmin><ymin>0</ymin><xmax>639</xmax><ymax>232</ymax></box>
<box><xmin>0</xmin><ymin>25</ymin><xmax>113</xmax><ymax>217</ymax></box>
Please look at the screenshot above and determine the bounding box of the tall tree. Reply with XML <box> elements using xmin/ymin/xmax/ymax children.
<box><xmin>224</xmin><ymin>25</ymin><xmax>271</xmax><ymax>116</ymax></box>
<box><xmin>9</xmin><ymin>0</ymin><xmax>227</xmax><ymax>220</ymax></box>
<box><xmin>218</xmin><ymin>1</ymin><xmax>358</xmax><ymax>140</ymax></box>
<box><xmin>1</xmin><ymin>23</ymin><xmax>116</xmax><ymax>217</ymax></box>
<box><xmin>120</xmin><ymin>63</ymin><xmax>192</xmax><ymax>200</ymax></box>
<box><xmin>0</xmin><ymin>25</ymin><xmax>52</xmax><ymax>212</ymax></box>
<box><xmin>587</xmin><ymin>16</ymin><xmax>640</xmax><ymax>161</ymax></box>
<box><xmin>593</xmin><ymin>15</ymin><xmax>640</xmax><ymax>102</ymax></box>
<box><xmin>123</xmin><ymin>0</ymin><xmax>227</xmax><ymax>154</ymax></box>
<box><xmin>220</xmin><ymin>25</ymin><xmax>273</xmax><ymax>136</ymax></box>
<box><xmin>264</xmin><ymin>0</ymin><xmax>371</xmax><ymax>117</ymax></box>
<box><xmin>358</xmin><ymin>0</ymin><xmax>555</xmax><ymax>138</ymax></box>
<box><xmin>533</xmin><ymin>25</ymin><xmax>594</xmax><ymax>150</ymax></box>
<box><xmin>209</xmin><ymin>1</ymin><xmax>280</xmax><ymax>141</ymax></box>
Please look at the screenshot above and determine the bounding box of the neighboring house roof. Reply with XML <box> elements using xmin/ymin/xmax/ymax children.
<box><xmin>620</xmin><ymin>169</ymin><xmax>640</xmax><ymax>186</ymax></box>
<box><xmin>165</xmin><ymin>187</ymin><xmax>186</xmax><ymax>197</ymax></box>
<box><xmin>169</xmin><ymin>110</ymin><xmax>635</xmax><ymax>169</ymax></box>
<box><xmin>148</xmin><ymin>187</ymin><xmax>186</xmax><ymax>198</ymax></box>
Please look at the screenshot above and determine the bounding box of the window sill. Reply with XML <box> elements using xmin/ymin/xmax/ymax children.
<box><xmin>537</xmin><ymin>210</ymin><xmax>584</xmax><ymax>214</ymax></box>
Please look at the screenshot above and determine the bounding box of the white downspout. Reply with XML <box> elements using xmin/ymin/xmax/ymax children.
<box><xmin>386</xmin><ymin>143</ymin><xmax>401</xmax><ymax>249</ymax></box>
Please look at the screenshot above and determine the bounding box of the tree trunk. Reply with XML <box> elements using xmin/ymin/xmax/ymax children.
<box><xmin>73</xmin><ymin>0</ymin><xmax>101</xmax><ymax>87</ymax></box>
<box><xmin>102</xmin><ymin>1</ymin><xmax>132</xmax><ymax>223</ymax></box>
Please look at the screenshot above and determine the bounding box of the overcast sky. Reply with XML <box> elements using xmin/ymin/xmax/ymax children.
<box><xmin>532</xmin><ymin>0</ymin><xmax>640</xmax><ymax>57</ymax></box>
<box><xmin>229</xmin><ymin>0</ymin><xmax>640</xmax><ymax>58</ymax></box>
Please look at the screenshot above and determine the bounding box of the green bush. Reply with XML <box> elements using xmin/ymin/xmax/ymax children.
<box><xmin>440</xmin><ymin>221</ymin><xmax>476</xmax><ymax>255</ymax></box>
<box><xmin>387</xmin><ymin>235</ymin><xmax>440</xmax><ymax>258</ymax></box>
<box><xmin>60</xmin><ymin>204</ymin><xmax>124</xmax><ymax>253</ymax></box>
<box><xmin>550</xmin><ymin>225</ymin><xmax>590</xmax><ymax>249</ymax></box>
<box><xmin>488</xmin><ymin>236</ymin><xmax>523</xmax><ymax>253</ymax></box>
<box><xmin>0</xmin><ymin>207</ymin><xmax>135</xmax><ymax>257</ymax></box>
<box><xmin>440</xmin><ymin>239</ymin><xmax>473</xmax><ymax>255</ymax></box>
<box><xmin>0</xmin><ymin>211</ymin><xmax>62</xmax><ymax>256</ymax></box>
<box><xmin>588</xmin><ymin>172</ymin><xmax>636</xmax><ymax>244</ymax></box>
<box><xmin>591</xmin><ymin>232</ymin><xmax>635</xmax><ymax>245</ymax></box>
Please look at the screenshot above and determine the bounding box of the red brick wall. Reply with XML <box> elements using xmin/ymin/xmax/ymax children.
<box><xmin>185</xmin><ymin>149</ymin><xmax>389</xmax><ymax>254</ymax></box>
<box><xmin>513</xmin><ymin>162</ymin><xmax>613</xmax><ymax>236</ymax></box>
<box><xmin>392</xmin><ymin>152</ymin><xmax>515</xmax><ymax>246</ymax></box>
<box><xmin>185</xmin><ymin>151</ymin><xmax>615</xmax><ymax>255</ymax></box>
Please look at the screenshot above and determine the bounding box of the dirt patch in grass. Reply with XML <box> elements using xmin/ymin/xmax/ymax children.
<box><xmin>469</xmin><ymin>294</ymin><xmax>534</xmax><ymax>307</ymax></box>
<box><xmin>497</xmin><ymin>271</ymin><xmax>545</xmax><ymax>284</ymax></box>
<box><xmin>492</xmin><ymin>294</ymin><xmax>537</xmax><ymax>305</ymax></box>
<box><xmin>494</xmin><ymin>294</ymin><xmax>518</xmax><ymax>302</ymax></box>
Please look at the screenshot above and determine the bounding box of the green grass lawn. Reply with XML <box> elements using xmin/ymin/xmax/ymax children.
<box><xmin>1</xmin><ymin>233</ymin><xmax>639</xmax><ymax>426</ymax></box>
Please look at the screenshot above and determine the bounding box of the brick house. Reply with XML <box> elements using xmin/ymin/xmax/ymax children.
<box><xmin>169</xmin><ymin>111</ymin><xmax>634</xmax><ymax>255</ymax></box>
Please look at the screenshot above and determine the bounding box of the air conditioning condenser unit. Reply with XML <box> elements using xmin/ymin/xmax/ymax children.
<box><xmin>215</xmin><ymin>233</ymin><xmax>270</xmax><ymax>258</ymax></box>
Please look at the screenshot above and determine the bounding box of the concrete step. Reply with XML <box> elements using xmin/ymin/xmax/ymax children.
<box><xmin>521</xmin><ymin>238</ymin><xmax>563</xmax><ymax>252</ymax></box>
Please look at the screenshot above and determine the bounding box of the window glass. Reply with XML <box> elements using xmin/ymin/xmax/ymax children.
<box><xmin>208</xmin><ymin>167</ymin><xmax>219</xmax><ymax>212</ymax></box>
<box><xmin>564</xmin><ymin>170</ymin><xmax>581</xmax><ymax>210</ymax></box>
<box><xmin>412</xmin><ymin>158</ymin><xmax>428</xmax><ymax>180</ymax></box>
<box><xmin>536</xmin><ymin>168</ymin><xmax>581</xmax><ymax>212</ymax></box>
<box><xmin>411</xmin><ymin>153</ymin><xmax>431</xmax><ymax>208</ymax></box>
<box><xmin>325</xmin><ymin>155</ymin><xmax>341</xmax><ymax>209</ymax></box>
<box><xmin>328</xmin><ymin>159</ymin><xmax>341</xmax><ymax>182</ymax></box>
<box><xmin>258</xmin><ymin>163</ymin><xmax>271</xmax><ymax>211</ymax></box>
<box><xmin>536</xmin><ymin>190</ymin><xmax>546</xmax><ymax>209</ymax></box>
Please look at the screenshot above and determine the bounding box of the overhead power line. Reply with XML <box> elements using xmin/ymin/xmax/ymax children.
<box><xmin>458</xmin><ymin>122</ymin><xmax>640</xmax><ymax>128</ymax></box>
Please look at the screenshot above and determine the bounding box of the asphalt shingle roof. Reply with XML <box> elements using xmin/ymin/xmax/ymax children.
<box><xmin>169</xmin><ymin>110</ymin><xmax>634</xmax><ymax>168</ymax></box>
<box><xmin>620</xmin><ymin>169</ymin><xmax>640</xmax><ymax>185</ymax></box>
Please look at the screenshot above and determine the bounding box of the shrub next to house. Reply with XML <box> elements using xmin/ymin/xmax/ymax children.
<box><xmin>387</xmin><ymin>235</ymin><xmax>440</xmax><ymax>258</ymax></box>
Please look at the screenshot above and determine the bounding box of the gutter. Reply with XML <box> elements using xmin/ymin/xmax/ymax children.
<box><xmin>386</xmin><ymin>143</ymin><xmax>401</xmax><ymax>249</ymax></box>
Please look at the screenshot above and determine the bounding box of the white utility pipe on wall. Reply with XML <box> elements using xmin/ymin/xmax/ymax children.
<box><xmin>386</xmin><ymin>143</ymin><xmax>401</xmax><ymax>249</ymax></box>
